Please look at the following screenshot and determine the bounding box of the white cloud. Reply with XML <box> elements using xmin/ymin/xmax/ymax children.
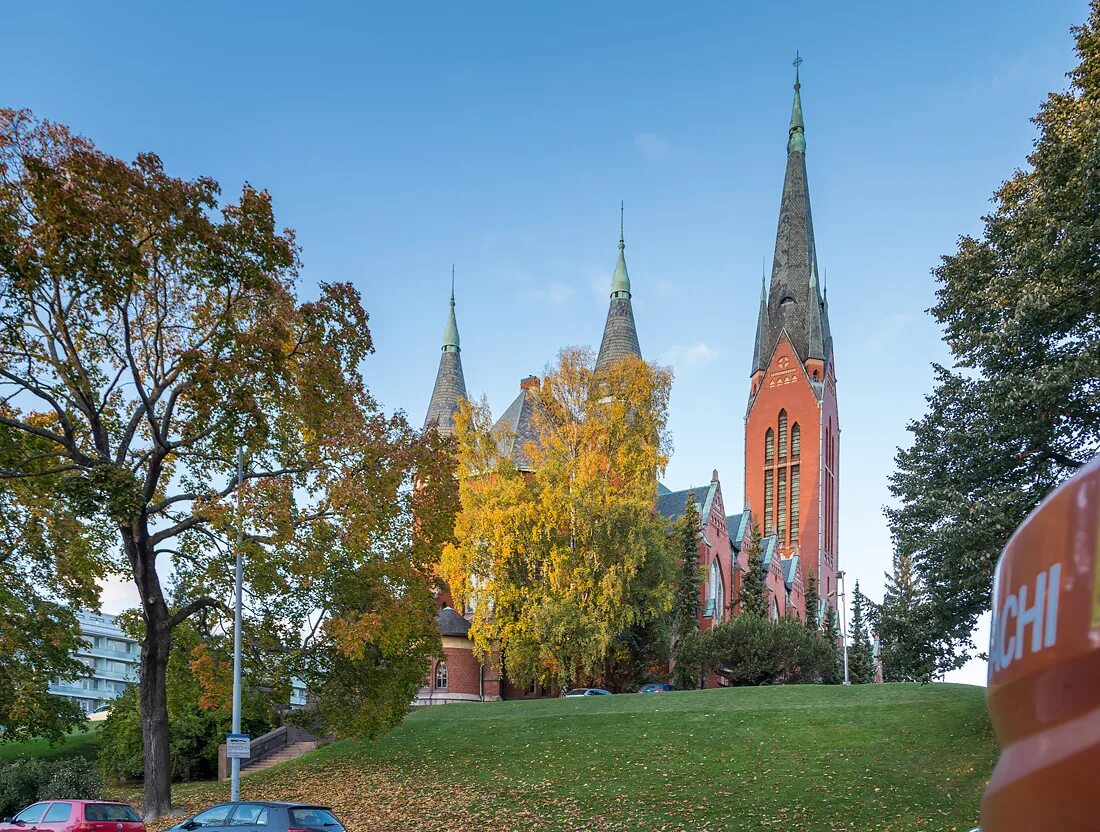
<box><xmin>529</xmin><ymin>281</ymin><xmax>574</xmax><ymax>306</ymax></box>
<box><xmin>661</xmin><ymin>341</ymin><xmax>718</xmax><ymax>370</ymax></box>
<box><xmin>634</xmin><ymin>132</ymin><xmax>668</xmax><ymax>161</ymax></box>
<box><xmin>99</xmin><ymin>575</ymin><xmax>139</xmax><ymax>614</ymax></box>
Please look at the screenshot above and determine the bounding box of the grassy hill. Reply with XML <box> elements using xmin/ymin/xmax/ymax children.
<box><xmin>0</xmin><ymin>723</ymin><xmax>102</xmax><ymax>762</ymax></box>
<box><xmin>130</xmin><ymin>683</ymin><xmax>996</xmax><ymax>832</ymax></box>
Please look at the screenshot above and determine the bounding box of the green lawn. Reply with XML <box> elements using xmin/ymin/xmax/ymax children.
<box><xmin>0</xmin><ymin>722</ymin><xmax>102</xmax><ymax>762</ymax></box>
<box><xmin>133</xmin><ymin>683</ymin><xmax>997</xmax><ymax>832</ymax></box>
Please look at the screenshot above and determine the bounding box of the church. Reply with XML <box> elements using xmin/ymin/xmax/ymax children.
<box><xmin>416</xmin><ymin>66</ymin><xmax>839</xmax><ymax>703</ymax></box>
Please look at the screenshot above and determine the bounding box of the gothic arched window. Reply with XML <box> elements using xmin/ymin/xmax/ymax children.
<box><xmin>765</xmin><ymin>428</ymin><xmax>774</xmax><ymax>465</ymax></box>
<box><xmin>778</xmin><ymin>411</ymin><xmax>788</xmax><ymax>459</ymax></box>
<box><xmin>790</xmin><ymin>465</ymin><xmax>800</xmax><ymax>543</ymax></box>
<box><xmin>709</xmin><ymin>559</ymin><xmax>724</xmax><ymax>621</ymax></box>
<box><xmin>435</xmin><ymin>661</ymin><xmax>448</xmax><ymax>689</ymax></box>
<box><xmin>791</xmin><ymin>423</ymin><xmax>801</xmax><ymax>459</ymax></box>
<box><xmin>764</xmin><ymin>469</ymin><xmax>775</xmax><ymax>535</ymax></box>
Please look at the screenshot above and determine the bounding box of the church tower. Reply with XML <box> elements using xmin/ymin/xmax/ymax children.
<box><xmin>745</xmin><ymin>63</ymin><xmax>840</xmax><ymax>612</ymax></box>
<box><xmin>595</xmin><ymin>215</ymin><xmax>641</xmax><ymax>371</ymax></box>
<box><xmin>423</xmin><ymin>275</ymin><xmax>467</xmax><ymax>436</ymax></box>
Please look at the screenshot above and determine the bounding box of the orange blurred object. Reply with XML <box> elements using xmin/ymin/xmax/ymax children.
<box><xmin>981</xmin><ymin>455</ymin><xmax>1100</xmax><ymax>831</ymax></box>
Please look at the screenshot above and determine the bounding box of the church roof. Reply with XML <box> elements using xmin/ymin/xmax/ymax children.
<box><xmin>760</xmin><ymin>535</ymin><xmax>778</xmax><ymax>570</ymax></box>
<box><xmin>423</xmin><ymin>281</ymin><xmax>467</xmax><ymax>435</ymax></box>
<box><xmin>727</xmin><ymin>510</ymin><xmax>752</xmax><ymax>550</ymax></box>
<box><xmin>491</xmin><ymin>377</ymin><xmax>542</xmax><ymax>471</ymax></box>
<box><xmin>781</xmin><ymin>555</ymin><xmax>800</xmax><ymax>590</ymax></box>
<box><xmin>753</xmin><ymin>62</ymin><xmax>833</xmax><ymax>377</ymax></box>
<box><xmin>595</xmin><ymin>233</ymin><xmax>641</xmax><ymax>372</ymax></box>
<box><xmin>436</xmin><ymin>606</ymin><xmax>472</xmax><ymax>637</ymax></box>
<box><xmin>656</xmin><ymin>480</ymin><xmax>718</xmax><ymax>527</ymax></box>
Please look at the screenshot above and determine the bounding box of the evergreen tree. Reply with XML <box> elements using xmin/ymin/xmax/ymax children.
<box><xmin>887</xmin><ymin>3</ymin><xmax>1100</xmax><ymax>673</ymax></box>
<box><xmin>848</xmin><ymin>581</ymin><xmax>875</xmax><ymax>684</ymax></box>
<box><xmin>879</xmin><ymin>550</ymin><xmax>935</xmax><ymax>682</ymax></box>
<box><xmin>737</xmin><ymin>521</ymin><xmax>769</xmax><ymax>619</ymax></box>
<box><xmin>804</xmin><ymin>571</ymin><xmax>819</xmax><ymax>633</ymax></box>
<box><xmin>821</xmin><ymin>605</ymin><xmax>843</xmax><ymax>684</ymax></box>
<box><xmin>671</xmin><ymin>491</ymin><xmax>703</xmax><ymax>688</ymax></box>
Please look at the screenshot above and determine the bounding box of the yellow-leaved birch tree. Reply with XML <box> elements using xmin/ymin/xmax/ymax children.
<box><xmin>441</xmin><ymin>348</ymin><xmax>674</xmax><ymax>689</ymax></box>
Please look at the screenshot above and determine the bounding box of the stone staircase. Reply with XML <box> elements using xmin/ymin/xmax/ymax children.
<box><xmin>241</xmin><ymin>740</ymin><xmax>319</xmax><ymax>775</ymax></box>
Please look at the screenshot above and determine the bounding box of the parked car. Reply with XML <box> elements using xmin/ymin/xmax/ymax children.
<box><xmin>165</xmin><ymin>802</ymin><xmax>345</xmax><ymax>832</ymax></box>
<box><xmin>562</xmin><ymin>688</ymin><xmax>612</xmax><ymax>697</ymax></box>
<box><xmin>87</xmin><ymin>704</ymin><xmax>112</xmax><ymax>721</ymax></box>
<box><xmin>0</xmin><ymin>801</ymin><xmax>144</xmax><ymax>832</ymax></box>
<box><xmin>638</xmin><ymin>683</ymin><xmax>677</xmax><ymax>694</ymax></box>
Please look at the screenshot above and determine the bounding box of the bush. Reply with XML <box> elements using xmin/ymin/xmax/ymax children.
<box><xmin>699</xmin><ymin>615</ymin><xmax>836</xmax><ymax>686</ymax></box>
<box><xmin>0</xmin><ymin>758</ymin><xmax>102</xmax><ymax>817</ymax></box>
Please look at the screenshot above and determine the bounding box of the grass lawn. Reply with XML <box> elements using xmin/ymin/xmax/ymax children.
<box><xmin>0</xmin><ymin>722</ymin><xmax>102</xmax><ymax>762</ymax></box>
<box><xmin>123</xmin><ymin>683</ymin><xmax>996</xmax><ymax>832</ymax></box>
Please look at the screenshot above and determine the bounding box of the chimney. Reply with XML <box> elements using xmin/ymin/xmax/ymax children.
<box><xmin>520</xmin><ymin>375</ymin><xmax>539</xmax><ymax>391</ymax></box>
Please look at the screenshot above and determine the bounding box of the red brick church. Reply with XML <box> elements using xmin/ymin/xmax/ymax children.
<box><xmin>417</xmin><ymin>66</ymin><xmax>839</xmax><ymax>702</ymax></box>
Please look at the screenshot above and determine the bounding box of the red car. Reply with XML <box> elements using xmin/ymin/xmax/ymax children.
<box><xmin>0</xmin><ymin>801</ymin><xmax>145</xmax><ymax>832</ymax></box>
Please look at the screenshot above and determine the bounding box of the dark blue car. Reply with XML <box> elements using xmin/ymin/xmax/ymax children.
<box><xmin>639</xmin><ymin>683</ymin><xmax>677</xmax><ymax>694</ymax></box>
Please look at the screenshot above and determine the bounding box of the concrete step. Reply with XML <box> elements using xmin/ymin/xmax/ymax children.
<box><xmin>241</xmin><ymin>741</ymin><xmax>319</xmax><ymax>775</ymax></box>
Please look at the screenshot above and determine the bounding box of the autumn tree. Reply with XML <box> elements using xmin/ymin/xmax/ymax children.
<box><xmin>0</xmin><ymin>110</ymin><xmax>444</xmax><ymax>817</ymax></box>
<box><xmin>441</xmin><ymin>349</ymin><xmax>674</xmax><ymax>690</ymax></box>
<box><xmin>737</xmin><ymin>522</ymin><xmax>769</xmax><ymax>619</ymax></box>
<box><xmin>888</xmin><ymin>3</ymin><xmax>1100</xmax><ymax>672</ymax></box>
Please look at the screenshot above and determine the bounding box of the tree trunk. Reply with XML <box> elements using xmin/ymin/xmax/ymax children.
<box><xmin>122</xmin><ymin>523</ymin><xmax>174</xmax><ymax>820</ymax></box>
<box><xmin>139</xmin><ymin>623</ymin><xmax>173</xmax><ymax>820</ymax></box>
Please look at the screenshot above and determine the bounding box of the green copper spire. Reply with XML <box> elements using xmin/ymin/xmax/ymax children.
<box><xmin>610</xmin><ymin>201</ymin><xmax>631</xmax><ymax>298</ymax></box>
<box><xmin>788</xmin><ymin>52</ymin><xmax>806</xmax><ymax>155</ymax></box>
<box><xmin>442</xmin><ymin>266</ymin><xmax>459</xmax><ymax>352</ymax></box>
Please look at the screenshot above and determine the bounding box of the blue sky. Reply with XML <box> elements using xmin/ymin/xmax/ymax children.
<box><xmin>5</xmin><ymin>0</ymin><xmax>1087</xmax><ymax>684</ymax></box>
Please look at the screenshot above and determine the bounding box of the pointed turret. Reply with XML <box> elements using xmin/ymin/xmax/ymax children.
<box><xmin>595</xmin><ymin>209</ymin><xmax>641</xmax><ymax>372</ymax></box>
<box><xmin>807</xmin><ymin>263</ymin><xmax>825</xmax><ymax>362</ymax></box>
<box><xmin>751</xmin><ymin>271</ymin><xmax>770</xmax><ymax>375</ymax></box>
<box><xmin>765</xmin><ymin>56</ymin><xmax>819</xmax><ymax>364</ymax></box>
<box><xmin>423</xmin><ymin>274</ymin><xmax>467</xmax><ymax>436</ymax></box>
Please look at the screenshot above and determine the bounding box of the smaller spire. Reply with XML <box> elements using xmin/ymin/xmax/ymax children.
<box><xmin>788</xmin><ymin>52</ymin><xmax>806</xmax><ymax>155</ymax></box>
<box><xmin>610</xmin><ymin>202</ymin><xmax>631</xmax><ymax>298</ymax></box>
<box><xmin>442</xmin><ymin>266</ymin><xmax>460</xmax><ymax>353</ymax></box>
<box><xmin>751</xmin><ymin>260</ymin><xmax>771</xmax><ymax>374</ymax></box>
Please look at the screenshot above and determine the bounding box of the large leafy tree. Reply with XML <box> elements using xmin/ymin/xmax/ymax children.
<box><xmin>887</xmin><ymin>4</ymin><xmax>1100</xmax><ymax>671</ymax></box>
<box><xmin>0</xmin><ymin>110</ymin><xmax>444</xmax><ymax>818</ymax></box>
<box><xmin>441</xmin><ymin>348</ymin><xmax>674</xmax><ymax>690</ymax></box>
<box><xmin>670</xmin><ymin>490</ymin><xmax>702</xmax><ymax>688</ymax></box>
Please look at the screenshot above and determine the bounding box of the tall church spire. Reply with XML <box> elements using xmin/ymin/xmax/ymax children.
<box><xmin>764</xmin><ymin>54</ymin><xmax>820</xmax><ymax>364</ymax></box>
<box><xmin>596</xmin><ymin>205</ymin><xmax>641</xmax><ymax>371</ymax></box>
<box><xmin>424</xmin><ymin>270</ymin><xmax>467</xmax><ymax>435</ymax></box>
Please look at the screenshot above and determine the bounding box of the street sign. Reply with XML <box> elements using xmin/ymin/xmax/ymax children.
<box><xmin>225</xmin><ymin>733</ymin><xmax>251</xmax><ymax>759</ymax></box>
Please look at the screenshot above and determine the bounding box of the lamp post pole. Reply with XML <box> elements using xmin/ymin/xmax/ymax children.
<box><xmin>230</xmin><ymin>447</ymin><xmax>245</xmax><ymax>801</ymax></box>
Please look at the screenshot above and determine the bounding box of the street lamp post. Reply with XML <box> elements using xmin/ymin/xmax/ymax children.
<box><xmin>230</xmin><ymin>447</ymin><xmax>245</xmax><ymax>801</ymax></box>
<box><xmin>825</xmin><ymin>570</ymin><xmax>850</xmax><ymax>686</ymax></box>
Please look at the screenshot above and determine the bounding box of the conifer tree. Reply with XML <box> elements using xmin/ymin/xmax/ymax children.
<box><xmin>804</xmin><ymin>571</ymin><xmax>819</xmax><ymax>633</ymax></box>
<box><xmin>879</xmin><ymin>550</ymin><xmax>935</xmax><ymax>682</ymax></box>
<box><xmin>848</xmin><ymin>581</ymin><xmax>875</xmax><ymax>684</ymax></box>
<box><xmin>821</xmin><ymin>605</ymin><xmax>843</xmax><ymax>684</ymax></box>
<box><xmin>738</xmin><ymin>522</ymin><xmax>769</xmax><ymax>619</ymax></box>
<box><xmin>671</xmin><ymin>491</ymin><xmax>703</xmax><ymax>688</ymax></box>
